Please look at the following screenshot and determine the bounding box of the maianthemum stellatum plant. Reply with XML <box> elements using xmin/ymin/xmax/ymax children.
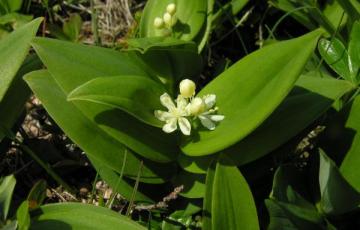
<box><xmin>1</xmin><ymin>0</ymin><xmax>360</xmax><ymax>229</ymax></box>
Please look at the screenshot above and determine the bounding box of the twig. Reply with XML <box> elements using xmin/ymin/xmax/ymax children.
<box><xmin>134</xmin><ymin>185</ymin><xmax>184</xmax><ymax>211</ymax></box>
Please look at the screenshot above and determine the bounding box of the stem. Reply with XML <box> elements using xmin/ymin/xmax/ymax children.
<box><xmin>90</xmin><ymin>0</ymin><xmax>100</xmax><ymax>45</ymax></box>
<box><xmin>89</xmin><ymin>172</ymin><xmax>99</xmax><ymax>204</ymax></box>
<box><xmin>126</xmin><ymin>161</ymin><xmax>143</xmax><ymax>216</ymax></box>
<box><xmin>13</xmin><ymin>137</ymin><xmax>74</xmax><ymax>193</ymax></box>
<box><xmin>107</xmin><ymin>149</ymin><xmax>128</xmax><ymax>209</ymax></box>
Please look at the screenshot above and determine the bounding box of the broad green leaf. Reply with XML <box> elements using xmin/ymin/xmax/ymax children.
<box><xmin>177</xmin><ymin>154</ymin><xmax>214</xmax><ymax>174</ymax></box>
<box><xmin>348</xmin><ymin>20</ymin><xmax>360</xmax><ymax>83</ymax></box>
<box><xmin>265</xmin><ymin>199</ymin><xmax>326</xmax><ymax>230</ymax></box>
<box><xmin>126</xmin><ymin>37</ymin><xmax>202</xmax><ymax>90</ymax></box>
<box><xmin>319</xmin><ymin>150</ymin><xmax>360</xmax><ymax>215</ymax></box>
<box><xmin>318</xmin><ymin>38</ymin><xmax>355</xmax><ymax>83</ymax></box>
<box><xmin>31</xmin><ymin>38</ymin><xmax>178</xmax><ymax>163</ymax></box>
<box><xmin>212</xmin><ymin>157</ymin><xmax>259</xmax><ymax>230</ymax></box>
<box><xmin>24</xmin><ymin>70</ymin><xmax>177</xmax><ymax>185</ymax></box>
<box><xmin>172</xmin><ymin>171</ymin><xmax>205</xmax><ymax>198</ymax></box>
<box><xmin>0</xmin><ymin>54</ymin><xmax>42</xmax><ymax>141</ymax></box>
<box><xmin>0</xmin><ymin>175</ymin><xmax>16</xmax><ymax>221</ymax></box>
<box><xmin>0</xmin><ymin>18</ymin><xmax>41</xmax><ymax>102</ymax></box>
<box><xmin>202</xmin><ymin>161</ymin><xmax>215</xmax><ymax>230</ymax></box>
<box><xmin>225</xmin><ymin>73</ymin><xmax>353</xmax><ymax>165</ymax></box>
<box><xmin>181</xmin><ymin>29</ymin><xmax>324</xmax><ymax>156</ymax></box>
<box><xmin>63</xmin><ymin>14</ymin><xmax>82</xmax><ymax>42</ymax></box>
<box><xmin>26</xmin><ymin>180</ymin><xmax>47</xmax><ymax>210</ymax></box>
<box><xmin>68</xmin><ymin>76</ymin><xmax>165</xmax><ymax>127</ymax></box>
<box><xmin>140</xmin><ymin>0</ymin><xmax>207</xmax><ymax>41</ymax></box>
<box><xmin>30</xmin><ymin>203</ymin><xmax>146</xmax><ymax>230</ymax></box>
<box><xmin>340</xmin><ymin>96</ymin><xmax>360</xmax><ymax>191</ymax></box>
<box><xmin>16</xmin><ymin>201</ymin><xmax>30</xmax><ymax>230</ymax></box>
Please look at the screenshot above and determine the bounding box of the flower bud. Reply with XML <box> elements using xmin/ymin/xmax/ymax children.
<box><xmin>166</xmin><ymin>3</ymin><xmax>176</xmax><ymax>15</ymax></box>
<box><xmin>163</xmin><ymin>12</ymin><xmax>172</xmax><ymax>26</ymax></box>
<box><xmin>189</xmin><ymin>97</ymin><xmax>205</xmax><ymax>115</ymax></box>
<box><xmin>153</xmin><ymin>17</ymin><xmax>164</xmax><ymax>29</ymax></box>
<box><xmin>179</xmin><ymin>79</ymin><xmax>196</xmax><ymax>98</ymax></box>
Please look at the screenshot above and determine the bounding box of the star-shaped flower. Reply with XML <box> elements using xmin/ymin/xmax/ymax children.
<box><xmin>189</xmin><ymin>94</ymin><xmax>225</xmax><ymax>130</ymax></box>
<box><xmin>154</xmin><ymin>93</ymin><xmax>192</xmax><ymax>135</ymax></box>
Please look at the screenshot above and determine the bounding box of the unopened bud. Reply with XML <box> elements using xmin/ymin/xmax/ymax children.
<box><xmin>154</xmin><ymin>17</ymin><xmax>164</xmax><ymax>29</ymax></box>
<box><xmin>166</xmin><ymin>3</ymin><xmax>176</xmax><ymax>15</ymax></box>
<box><xmin>189</xmin><ymin>97</ymin><xmax>205</xmax><ymax>115</ymax></box>
<box><xmin>163</xmin><ymin>12</ymin><xmax>172</xmax><ymax>26</ymax></box>
<box><xmin>179</xmin><ymin>79</ymin><xmax>196</xmax><ymax>98</ymax></box>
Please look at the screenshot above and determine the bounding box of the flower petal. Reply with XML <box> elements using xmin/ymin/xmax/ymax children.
<box><xmin>162</xmin><ymin>118</ymin><xmax>177</xmax><ymax>133</ymax></box>
<box><xmin>176</xmin><ymin>95</ymin><xmax>188</xmax><ymax>111</ymax></box>
<box><xmin>199</xmin><ymin>115</ymin><xmax>215</xmax><ymax>130</ymax></box>
<box><xmin>203</xmin><ymin>94</ymin><xmax>216</xmax><ymax>109</ymax></box>
<box><xmin>160</xmin><ymin>93</ymin><xmax>176</xmax><ymax>110</ymax></box>
<box><xmin>178</xmin><ymin>117</ymin><xmax>191</xmax><ymax>135</ymax></box>
<box><xmin>154</xmin><ymin>110</ymin><xmax>172</xmax><ymax>121</ymax></box>
<box><xmin>209</xmin><ymin>115</ymin><xmax>225</xmax><ymax>122</ymax></box>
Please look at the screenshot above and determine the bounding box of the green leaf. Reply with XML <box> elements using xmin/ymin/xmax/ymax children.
<box><xmin>0</xmin><ymin>175</ymin><xmax>16</xmax><ymax>221</ymax></box>
<box><xmin>63</xmin><ymin>14</ymin><xmax>82</xmax><ymax>42</ymax></box>
<box><xmin>265</xmin><ymin>199</ymin><xmax>326</xmax><ymax>230</ymax></box>
<box><xmin>202</xmin><ymin>161</ymin><xmax>216</xmax><ymax>230</ymax></box>
<box><xmin>318</xmin><ymin>38</ymin><xmax>355</xmax><ymax>83</ymax></box>
<box><xmin>172</xmin><ymin>171</ymin><xmax>205</xmax><ymax>198</ymax></box>
<box><xmin>30</xmin><ymin>203</ymin><xmax>146</xmax><ymax>230</ymax></box>
<box><xmin>16</xmin><ymin>201</ymin><xmax>30</xmax><ymax>230</ymax></box>
<box><xmin>30</xmin><ymin>38</ymin><xmax>178</xmax><ymax>163</ymax></box>
<box><xmin>231</xmin><ymin>0</ymin><xmax>249</xmax><ymax>15</ymax></box>
<box><xmin>319</xmin><ymin>150</ymin><xmax>360</xmax><ymax>215</ymax></box>
<box><xmin>68</xmin><ymin>76</ymin><xmax>165</xmax><ymax>127</ymax></box>
<box><xmin>0</xmin><ymin>13</ymin><xmax>33</xmax><ymax>29</ymax></box>
<box><xmin>340</xmin><ymin>96</ymin><xmax>360</xmax><ymax>191</ymax></box>
<box><xmin>177</xmin><ymin>154</ymin><xmax>214</xmax><ymax>174</ymax></box>
<box><xmin>26</xmin><ymin>180</ymin><xmax>47</xmax><ymax>210</ymax></box>
<box><xmin>0</xmin><ymin>18</ymin><xmax>41</xmax><ymax>102</ymax></box>
<box><xmin>0</xmin><ymin>54</ymin><xmax>42</xmax><ymax>141</ymax></box>
<box><xmin>140</xmin><ymin>0</ymin><xmax>207</xmax><ymax>41</ymax></box>
<box><xmin>348</xmin><ymin>20</ymin><xmax>360</xmax><ymax>83</ymax></box>
<box><xmin>24</xmin><ymin>70</ymin><xmax>176</xmax><ymax>185</ymax></box>
<box><xmin>211</xmin><ymin>157</ymin><xmax>259</xmax><ymax>230</ymax></box>
<box><xmin>181</xmin><ymin>29</ymin><xmax>324</xmax><ymax>156</ymax></box>
<box><xmin>126</xmin><ymin>37</ymin><xmax>202</xmax><ymax>90</ymax></box>
<box><xmin>225</xmin><ymin>73</ymin><xmax>354</xmax><ymax>165</ymax></box>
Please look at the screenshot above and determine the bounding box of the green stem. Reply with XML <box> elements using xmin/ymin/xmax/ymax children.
<box><xmin>89</xmin><ymin>172</ymin><xmax>99</xmax><ymax>204</ymax></box>
<box><xmin>107</xmin><ymin>148</ymin><xmax>128</xmax><ymax>209</ymax></box>
<box><xmin>13</xmin><ymin>137</ymin><xmax>74</xmax><ymax>193</ymax></box>
<box><xmin>126</xmin><ymin>161</ymin><xmax>143</xmax><ymax>216</ymax></box>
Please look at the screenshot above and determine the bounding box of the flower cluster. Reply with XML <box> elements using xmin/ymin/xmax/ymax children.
<box><xmin>155</xmin><ymin>79</ymin><xmax>225</xmax><ymax>136</ymax></box>
<box><xmin>153</xmin><ymin>3</ymin><xmax>178</xmax><ymax>30</ymax></box>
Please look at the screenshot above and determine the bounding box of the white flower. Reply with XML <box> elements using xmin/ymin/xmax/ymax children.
<box><xmin>154</xmin><ymin>93</ymin><xmax>191</xmax><ymax>135</ymax></box>
<box><xmin>153</xmin><ymin>17</ymin><xmax>164</xmax><ymax>29</ymax></box>
<box><xmin>188</xmin><ymin>97</ymin><xmax>205</xmax><ymax>115</ymax></box>
<box><xmin>179</xmin><ymin>79</ymin><xmax>196</xmax><ymax>98</ymax></box>
<box><xmin>195</xmin><ymin>94</ymin><xmax>225</xmax><ymax>130</ymax></box>
<box><xmin>166</xmin><ymin>3</ymin><xmax>176</xmax><ymax>15</ymax></box>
